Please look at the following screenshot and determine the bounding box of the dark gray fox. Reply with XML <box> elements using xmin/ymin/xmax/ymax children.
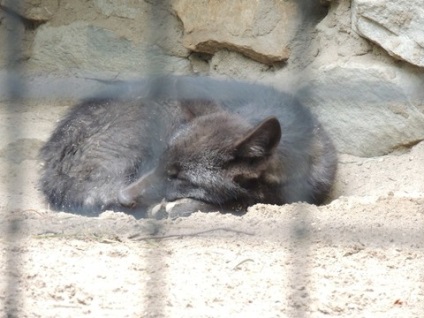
<box><xmin>39</xmin><ymin>76</ymin><xmax>337</xmax><ymax>218</ymax></box>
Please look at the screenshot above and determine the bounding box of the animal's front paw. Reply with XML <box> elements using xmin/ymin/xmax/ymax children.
<box><xmin>147</xmin><ymin>198</ymin><xmax>218</xmax><ymax>220</ymax></box>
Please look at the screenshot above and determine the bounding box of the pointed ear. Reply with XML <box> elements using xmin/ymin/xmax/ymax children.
<box><xmin>179</xmin><ymin>100</ymin><xmax>197</xmax><ymax>122</ymax></box>
<box><xmin>234</xmin><ymin>117</ymin><xmax>281</xmax><ymax>158</ymax></box>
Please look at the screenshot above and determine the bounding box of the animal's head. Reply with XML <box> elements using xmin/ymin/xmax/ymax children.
<box><xmin>118</xmin><ymin>112</ymin><xmax>282</xmax><ymax>211</ymax></box>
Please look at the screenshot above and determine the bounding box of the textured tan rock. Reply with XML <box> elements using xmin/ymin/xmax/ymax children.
<box><xmin>1</xmin><ymin>0</ymin><xmax>59</xmax><ymax>21</ymax></box>
<box><xmin>297</xmin><ymin>59</ymin><xmax>424</xmax><ymax>156</ymax></box>
<box><xmin>353</xmin><ymin>0</ymin><xmax>424</xmax><ymax>68</ymax></box>
<box><xmin>172</xmin><ymin>0</ymin><xmax>301</xmax><ymax>65</ymax></box>
<box><xmin>30</xmin><ymin>22</ymin><xmax>191</xmax><ymax>75</ymax></box>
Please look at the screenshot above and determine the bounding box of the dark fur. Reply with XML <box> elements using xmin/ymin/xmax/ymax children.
<box><xmin>39</xmin><ymin>76</ymin><xmax>337</xmax><ymax>217</ymax></box>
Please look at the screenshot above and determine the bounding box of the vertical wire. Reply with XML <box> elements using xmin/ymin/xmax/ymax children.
<box><xmin>142</xmin><ymin>1</ymin><xmax>170</xmax><ymax>316</ymax></box>
<box><xmin>2</xmin><ymin>0</ymin><xmax>25</xmax><ymax>316</ymax></box>
<box><xmin>287</xmin><ymin>1</ymin><xmax>328</xmax><ymax>316</ymax></box>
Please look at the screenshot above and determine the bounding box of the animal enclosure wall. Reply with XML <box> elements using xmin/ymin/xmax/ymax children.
<box><xmin>1</xmin><ymin>0</ymin><xmax>424</xmax><ymax>317</ymax></box>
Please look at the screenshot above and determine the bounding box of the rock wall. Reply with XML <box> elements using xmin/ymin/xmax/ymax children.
<box><xmin>0</xmin><ymin>0</ymin><xmax>423</xmax><ymax>157</ymax></box>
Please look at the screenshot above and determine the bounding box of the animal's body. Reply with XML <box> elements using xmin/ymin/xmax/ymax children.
<box><xmin>39</xmin><ymin>76</ymin><xmax>337</xmax><ymax>217</ymax></box>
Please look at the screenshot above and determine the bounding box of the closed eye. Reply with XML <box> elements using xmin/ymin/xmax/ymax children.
<box><xmin>167</xmin><ymin>162</ymin><xmax>190</xmax><ymax>181</ymax></box>
<box><xmin>167</xmin><ymin>166</ymin><xmax>179</xmax><ymax>179</ymax></box>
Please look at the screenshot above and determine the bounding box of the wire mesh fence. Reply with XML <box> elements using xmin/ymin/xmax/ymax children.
<box><xmin>1</xmin><ymin>1</ymin><xmax>423</xmax><ymax>317</ymax></box>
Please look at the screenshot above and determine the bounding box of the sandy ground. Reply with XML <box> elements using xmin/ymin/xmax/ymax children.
<box><xmin>0</xmin><ymin>102</ymin><xmax>423</xmax><ymax>318</ymax></box>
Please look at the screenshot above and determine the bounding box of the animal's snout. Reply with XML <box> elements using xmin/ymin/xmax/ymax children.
<box><xmin>118</xmin><ymin>169</ymin><xmax>165</xmax><ymax>208</ymax></box>
<box><xmin>118</xmin><ymin>189</ymin><xmax>136</xmax><ymax>207</ymax></box>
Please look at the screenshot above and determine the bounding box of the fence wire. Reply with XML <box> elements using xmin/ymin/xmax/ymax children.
<box><xmin>3</xmin><ymin>0</ymin><xmax>25</xmax><ymax>317</ymax></box>
<box><xmin>1</xmin><ymin>1</ymin><xmax>422</xmax><ymax>317</ymax></box>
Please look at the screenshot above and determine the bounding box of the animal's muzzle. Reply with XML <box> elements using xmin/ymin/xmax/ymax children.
<box><xmin>118</xmin><ymin>169</ymin><xmax>165</xmax><ymax>208</ymax></box>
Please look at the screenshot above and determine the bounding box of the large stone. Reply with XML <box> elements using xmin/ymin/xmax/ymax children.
<box><xmin>93</xmin><ymin>0</ymin><xmax>190</xmax><ymax>58</ymax></box>
<box><xmin>94</xmin><ymin>0</ymin><xmax>141</xmax><ymax>19</ymax></box>
<box><xmin>352</xmin><ymin>0</ymin><xmax>424</xmax><ymax>68</ymax></box>
<box><xmin>172</xmin><ymin>0</ymin><xmax>302</xmax><ymax>65</ymax></box>
<box><xmin>1</xmin><ymin>0</ymin><xmax>59</xmax><ymax>21</ymax></box>
<box><xmin>296</xmin><ymin>59</ymin><xmax>424</xmax><ymax>157</ymax></box>
<box><xmin>29</xmin><ymin>22</ymin><xmax>191</xmax><ymax>75</ymax></box>
<box><xmin>209</xmin><ymin>50</ymin><xmax>273</xmax><ymax>80</ymax></box>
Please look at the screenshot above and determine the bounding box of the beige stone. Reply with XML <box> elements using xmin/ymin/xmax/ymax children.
<box><xmin>172</xmin><ymin>0</ymin><xmax>302</xmax><ymax>65</ymax></box>
<box><xmin>1</xmin><ymin>0</ymin><xmax>59</xmax><ymax>21</ymax></box>
<box><xmin>353</xmin><ymin>0</ymin><xmax>424</xmax><ymax>68</ymax></box>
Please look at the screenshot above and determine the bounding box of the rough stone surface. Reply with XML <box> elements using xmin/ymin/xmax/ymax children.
<box><xmin>172</xmin><ymin>0</ymin><xmax>301</xmax><ymax>65</ymax></box>
<box><xmin>30</xmin><ymin>22</ymin><xmax>191</xmax><ymax>75</ymax></box>
<box><xmin>297</xmin><ymin>59</ymin><xmax>424</xmax><ymax>156</ymax></box>
<box><xmin>1</xmin><ymin>0</ymin><xmax>59</xmax><ymax>21</ymax></box>
<box><xmin>352</xmin><ymin>0</ymin><xmax>424</xmax><ymax>67</ymax></box>
<box><xmin>94</xmin><ymin>0</ymin><xmax>141</xmax><ymax>19</ymax></box>
<box><xmin>314</xmin><ymin>0</ymin><xmax>372</xmax><ymax>62</ymax></box>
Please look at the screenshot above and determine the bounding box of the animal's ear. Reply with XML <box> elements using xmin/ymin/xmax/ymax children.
<box><xmin>234</xmin><ymin>117</ymin><xmax>281</xmax><ymax>158</ymax></box>
<box><xmin>179</xmin><ymin>100</ymin><xmax>197</xmax><ymax>122</ymax></box>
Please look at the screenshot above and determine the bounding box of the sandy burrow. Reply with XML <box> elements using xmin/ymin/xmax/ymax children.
<box><xmin>0</xmin><ymin>103</ymin><xmax>423</xmax><ymax>317</ymax></box>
